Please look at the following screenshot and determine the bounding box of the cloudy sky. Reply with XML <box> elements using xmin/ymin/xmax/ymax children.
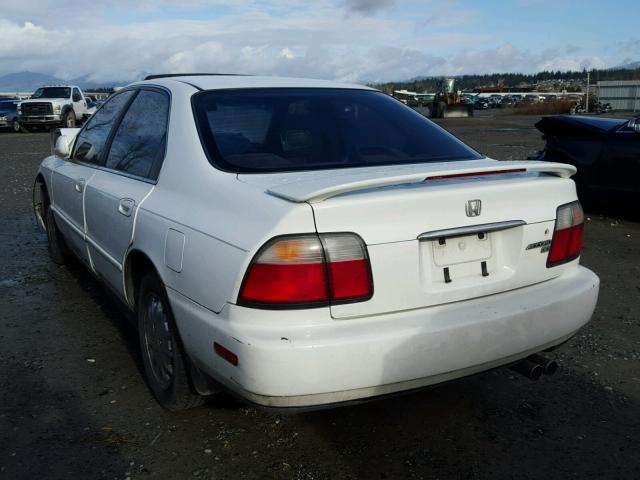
<box><xmin>0</xmin><ymin>0</ymin><xmax>638</xmax><ymax>83</ymax></box>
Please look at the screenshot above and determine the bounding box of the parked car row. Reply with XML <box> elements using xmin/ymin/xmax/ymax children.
<box><xmin>0</xmin><ymin>87</ymin><xmax>110</xmax><ymax>133</ymax></box>
<box><xmin>471</xmin><ymin>94</ymin><xmax>547</xmax><ymax>109</ymax></box>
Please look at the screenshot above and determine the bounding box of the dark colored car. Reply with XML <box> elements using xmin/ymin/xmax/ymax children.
<box><xmin>499</xmin><ymin>96</ymin><xmax>516</xmax><ymax>108</ymax></box>
<box><xmin>0</xmin><ymin>100</ymin><xmax>22</xmax><ymax>132</ymax></box>
<box><xmin>474</xmin><ymin>98</ymin><xmax>490</xmax><ymax>110</ymax></box>
<box><xmin>532</xmin><ymin>115</ymin><xmax>640</xmax><ymax>204</ymax></box>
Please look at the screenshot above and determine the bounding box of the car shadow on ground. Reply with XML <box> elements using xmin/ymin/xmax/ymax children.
<box><xmin>62</xmin><ymin>257</ymin><xmax>243</xmax><ymax>412</ymax></box>
<box><xmin>0</xmin><ymin>221</ymin><xmax>131</xmax><ymax>478</ymax></box>
<box><xmin>297</xmin><ymin>365</ymin><xmax>639</xmax><ymax>479</ymax></box>
<box><xmin>64</xmin><ymin>258</ymin><xmax>144</xmax><ymax>374</ymax></box>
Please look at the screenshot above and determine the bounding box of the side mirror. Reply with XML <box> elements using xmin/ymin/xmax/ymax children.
<box><xmin>72</xmin><ymin>94</ymin><xmax>81</xmax><ymax>102</ymax></box>
<box><xmin>54</xmin><ymin>135</ymin><xmax>72</xmax><ymax>158</ymax></box>
<box><xmin>629</xmin><ymin>118</ymin><xmax>640</xmax><ymax>134</ymax></box>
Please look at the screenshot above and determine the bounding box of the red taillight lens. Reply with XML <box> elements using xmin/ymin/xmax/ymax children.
<box><xmin>240</xmin><ymin>263</ymin><xmax>328</xmax><ymax>304</ymax></box>
<box><xmin>547</xmin><ymin>201</ymin><xmax>584</xmax><ymax>267</ymax></box>
<box><xmin>238</xmin><ymin>233</ymin><xmax>373</xmax><ymax>308</ymax></box>
<box><xmin>328</xmin><ymin>260</ymin><xmax>371</xmax><ymax>300</ymax></box>
<box><xmin>321</xmin><ymin>233</ymin><xmax>372</xmax><ymax>302</ymax></box>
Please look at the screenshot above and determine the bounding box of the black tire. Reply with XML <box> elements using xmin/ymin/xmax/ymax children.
<box><xmin>62</xmin><ymin>110</ymin><xmax>76</xmax><ymax>128</ymax></box>
<box><xmin>12</xmin><ymin>119</ymin><xmax>21</xmax><ymax>133</ymax></box>
<box><xmin>45</xmin><ymin>206</ymin><xmax>70</xmax><ymax>265</ymax></box>
<box><xmin>138</xmin><ymin>273</ymin><xmax>204</xmax><ymax>411</ymax></box>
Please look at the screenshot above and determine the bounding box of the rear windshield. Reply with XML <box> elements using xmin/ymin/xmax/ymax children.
<box><xmin>193</xmin><ymin>88</ymin><xmax>482</xmax><ymax>173</ymax></box>
<box><xmin>0</xmin><ymin>101</ymin><xmax>17</xmax><ymax>111</ymax></box>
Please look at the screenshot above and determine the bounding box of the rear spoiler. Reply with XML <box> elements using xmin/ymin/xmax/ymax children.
<box><xmin>266</xmin><ymin>160</ymin><xmax>577</xmax><ymax>203</ymax></box>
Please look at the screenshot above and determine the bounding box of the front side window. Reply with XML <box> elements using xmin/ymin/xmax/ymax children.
<box><xmin>193</xmin><ymin>88</ymin><xmax>482</xmax><ymax>173</ymax></box>
<box><xmin>72</xmin><ymin>90</ymin><xmax>135</xmax><ymax>164</ymax></box>
<box><xmin>104</xmin><ymin>89</ymin><xmax>169</xmax><ymax>180</ymax></box>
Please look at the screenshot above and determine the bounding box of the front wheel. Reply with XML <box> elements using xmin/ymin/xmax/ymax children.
<box><xmin>12</xmin><ymin>120</ymin><xmax>21</xmax><ymax>133</ymax></box>
<box><xmin>138</xmin><ymin>273</ymin><xmax>204</xmax><ymax>411</ymax></box>
<box><xmin>45</xmin><ymin>206</ymin><xmax>70</xmax><ymax>265</ymax></box>
<box><xmin>62</xmin><ymin>110</ymin><xmax>76</xmax><ymax>128</ymax></box>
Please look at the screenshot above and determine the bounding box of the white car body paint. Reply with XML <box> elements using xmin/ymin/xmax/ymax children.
<box><xmin>35</xmin><ymin>75</ymin><xmax>599</xmax><ymax>408</ymax></box>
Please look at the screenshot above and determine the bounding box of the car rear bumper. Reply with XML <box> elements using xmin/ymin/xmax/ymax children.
<box><xmin>169</xmin><ymin>265</ymin><xmax>599</xmax><ymax>408</ymax></box>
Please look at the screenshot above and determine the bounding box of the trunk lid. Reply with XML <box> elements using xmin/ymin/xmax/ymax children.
<box><xmin>238</xmin><ymin>159</ymin><xmax>579</xmax><ymax>318</ymax></box>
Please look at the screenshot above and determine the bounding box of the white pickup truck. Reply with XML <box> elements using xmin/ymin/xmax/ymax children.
<box><xmin>18</xmin><ymin>85</ymin><xmax>89</xmax><ymax>130</ymax></box>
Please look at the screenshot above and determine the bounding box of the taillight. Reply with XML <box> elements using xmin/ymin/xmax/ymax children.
<box><xmin>238</xmin><ymin>233</ymin><xmax>373</xmax><ymax>308</ymax></box>
<box><xmin>547</xmin><ymin>201</ymin><xmax>584</xmax><ymax>267</ymax></box>
<box><xmin>321</xmin><ymin>234</ymin><xmax>372</xmax><ymax>302</ymax></box>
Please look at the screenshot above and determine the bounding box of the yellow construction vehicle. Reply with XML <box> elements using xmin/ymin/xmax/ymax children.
<box><xmin>429</xmin><ymin>78</ymin><xmax>474</xmax><ymax>118</ymax></box>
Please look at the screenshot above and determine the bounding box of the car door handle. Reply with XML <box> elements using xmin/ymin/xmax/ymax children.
<box><xmin>74</xmin><ymin>179</ymin><xmax>85</xmax><ymax>193</ymax></box>
<box><xmin>118</xmin><ymin>198</ymin><xmax>136</xmax><ymax>217</ymax></box>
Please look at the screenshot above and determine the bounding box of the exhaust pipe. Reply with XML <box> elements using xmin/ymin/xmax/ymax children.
<box><xmin>527</xmin><ymin>353</ymin><xmax>558</xmax><ymax>376</ymax></box>
<box><xmin>510</xmin><ymin>359</ymin><xmax>543</xmax><ymax>380</ymax></box>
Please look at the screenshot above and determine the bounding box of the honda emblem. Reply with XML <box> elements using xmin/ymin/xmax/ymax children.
<box><xmin>465</xmin><ymin>199</ymin><xmax>482</xmax><ymax>217</ymax></box>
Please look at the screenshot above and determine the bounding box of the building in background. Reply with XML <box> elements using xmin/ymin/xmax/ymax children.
<box><xmin>597</xmin><ymin>80</ymin><xmax>640</xmax><ymax>112</ymax></box>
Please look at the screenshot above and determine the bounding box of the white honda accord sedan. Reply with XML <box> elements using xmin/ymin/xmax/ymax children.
<box><xmin>34</xmin><ymin>74</ymin><xmax>599</xmax><ymax>411</ymax></box>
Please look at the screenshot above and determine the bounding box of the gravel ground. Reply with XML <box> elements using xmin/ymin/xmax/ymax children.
<box><xmin>1</xmin><ymin>112</ymin><xmax>639</xmax><ymax>480</ymax></box>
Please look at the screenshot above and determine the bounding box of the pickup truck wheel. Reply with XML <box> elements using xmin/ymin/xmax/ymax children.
<box><xmin>12</xmin><ymin>120</ymin><xmax>21</xmax><ymax>133</ymax></box>
<box><xmin>45</xmin><ymin>207</ymin><xmax>70</xmax><ymax>265</ymax></box>
<box><xmin>63</xmin><ymin>110</ymin><xmax>76</xmax><ymax>128</ymax></box>
<box><xmin>138</xmin><ymin>273</ymin><xmax>205</xmax><ymax>411</ymax></box>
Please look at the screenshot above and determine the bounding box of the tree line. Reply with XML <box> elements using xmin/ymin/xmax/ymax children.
<box><xmin>371</xmin><ymin>67</ymin><xmax>640</xmax><ymax>94</ymax></box>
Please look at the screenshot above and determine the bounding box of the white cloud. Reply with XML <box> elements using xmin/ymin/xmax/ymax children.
<box><xmin>0</xmin><ymin>3</ymin><xmax>626</xmax><ymax>85</ymax></box>
<box><xmin>279</xmin><ymin>48</ymin><xmax>295</xmax><ymax>59</ymax></box>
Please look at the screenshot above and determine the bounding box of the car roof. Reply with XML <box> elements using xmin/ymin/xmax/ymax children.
<box><xmin>133</xmin><ymin>74</ymin><xmax>375</xmax><ymax>92</ymax></box>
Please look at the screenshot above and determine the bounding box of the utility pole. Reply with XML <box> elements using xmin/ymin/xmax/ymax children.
<box><xmin>585</xmin><ymin>71</ymin><xmax>590</xmax><ymax>113</ymax></box>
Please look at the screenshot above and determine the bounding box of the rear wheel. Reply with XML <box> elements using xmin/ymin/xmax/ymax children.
<box><xmin>138</xmin><ymin>273</ymin><xmax>204</xmax><ymax>411</ymax></box>
<box><xmin>45</xmin><ymin>206</ymin><xmax>70</xmax><ymax>265</ymax></box>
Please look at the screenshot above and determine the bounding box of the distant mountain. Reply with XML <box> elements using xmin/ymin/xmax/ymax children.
<box><xmin>0</xmin><ymin>71</ymin><xmax>124</xmax><ymax>92</ymax></box>
<box><xmin>68</xmin><ymin>74</ymin><xmax>128</xmax><ymax>90</ymax></box>
<box><xmin>0</xmin><ymin>71</ymin><xmax>64</xmax><ymax>92</ymax></box>
<box><xmin>615</xmin><ymin>60</ymin><xmax>640</xmax><ymax>70</ymax></box>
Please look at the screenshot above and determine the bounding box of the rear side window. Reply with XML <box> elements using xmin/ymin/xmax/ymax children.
<box><xmin>72</xmin><ymin>91</ymin><xmax>135</xmax><ymax>164</ymax></box>
<box><xmin>193</xmin><ymin>88</ymin><xmax>482</xmax><ymax>173</ymax></box>
<box><xmin>104</xmin><ymin>89</ymin><xmax>169</xmax><ymax>180</ymax></box>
